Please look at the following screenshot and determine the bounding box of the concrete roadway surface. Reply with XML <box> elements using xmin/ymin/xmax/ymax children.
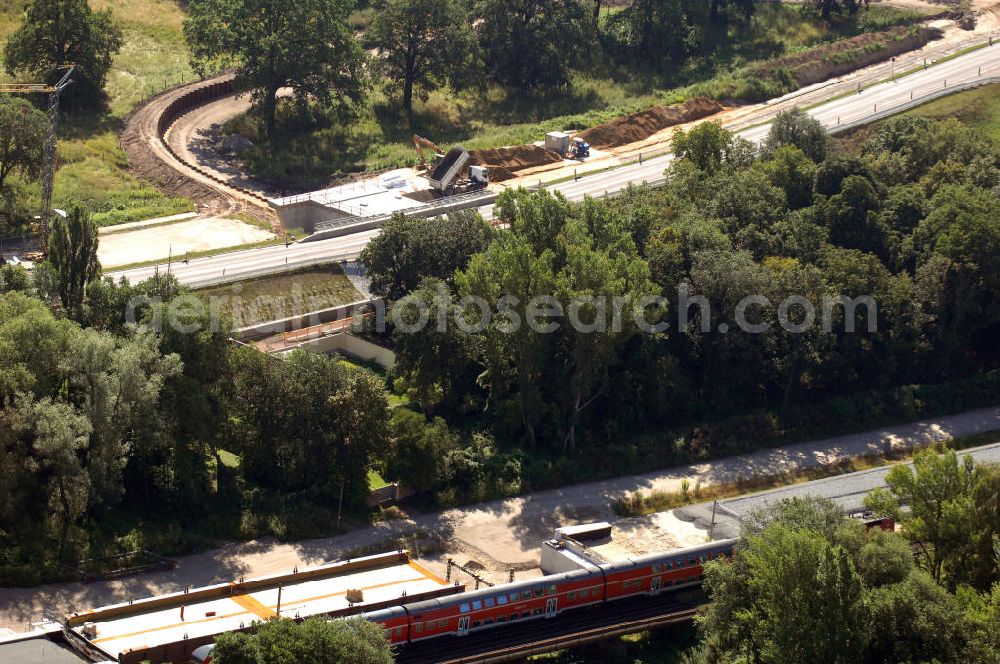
<box><xmin>110</xmin><ymin>31</ymin><xmax>1000</xmax><ymax>288</ymax></box>
<box><xmin>1</xmin><ymin>406</ymin><xmax>997</xmax><ymax>632</ymax></box>
<box><xmin>680</xmin><ymin>439</ymin><xmax>1000</xmax><ymax>540</ymax></box>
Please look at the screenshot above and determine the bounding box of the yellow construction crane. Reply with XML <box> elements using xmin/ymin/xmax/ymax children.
<box><xmin>0</xmin><ymin>65</ymin><xmax>75</xmax><ymax>254</ymax></box>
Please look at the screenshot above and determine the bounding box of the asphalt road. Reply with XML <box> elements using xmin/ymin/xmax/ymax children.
<box><xmin>110</xmin><ymin>34</ymin><xmax>1000</xmax><ymax>288</ymax></box>
<box><xmin>677</xmin><ymin>440</ymin><xmax>1000</xmax><ymax>539</ymax></box>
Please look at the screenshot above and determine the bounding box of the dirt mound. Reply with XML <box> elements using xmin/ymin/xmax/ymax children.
<box><xmin>468</xmin><ymin>145</ymin><xmax>564</xmax><ymax>182</ymax></box>
<box><xmin>754</xmin><ymin>26</ymin><xmax>943</xmax><ymax>88</ymax></box>
<box><xmin>577</xmin><ymin>97</ymin><xmax>725</xmax><ymax>149</ymax></box>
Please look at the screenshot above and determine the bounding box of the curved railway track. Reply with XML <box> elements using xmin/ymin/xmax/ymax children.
<box><xmin>119</xmin><ymin>73</ymin><xmax>277</xmax><ymax>224</ymax></box>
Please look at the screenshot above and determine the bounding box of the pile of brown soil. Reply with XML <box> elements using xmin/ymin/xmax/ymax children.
<box><xmin>468</xmin><ymin>145</ymin><xmax>564</xmax><ymax>181</ymax></box>
<box><xmin>754</xmin><ymin>26</ymin><xmax>943</xmax><ymax>88</ymax></box>
<box><xmin>576</xmin><ymin>97</ymin><xmax>725</xmax><ymax>149</ymax></box>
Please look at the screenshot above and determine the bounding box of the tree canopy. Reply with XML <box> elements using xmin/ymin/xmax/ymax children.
<box><xmin>210</xmin><ymin>617</ymin><xmax>393</xmax><ymax>664</ymax></box>
<box><xmin>365</xmin><ymin>0</ymin><xmax>479</xmax><ymax>115</ymax></box>
<box><xmin>3</xmin><ymin>0</ymin><xmax>123</xmax><ymax>110</ymax></box>
<box><xmin>478</xmin><ymin>0</ymin><xmax>589</xmax><ymax>89</ymax></box>
<box><xmin>184</xmin><ymin>0</ymin><xmax>368</xmax><ymax>134</ymax></box>
<box><xmin>0</xmin><ymin>97</ymin><xmax>47</xmax><ymax>192</ymax></box>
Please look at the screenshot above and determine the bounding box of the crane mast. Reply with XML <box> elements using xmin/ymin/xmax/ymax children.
<box><xmin>0</xmin><ymin>65</ymin><xmax>74</xmax><ymax>254</ymax></box>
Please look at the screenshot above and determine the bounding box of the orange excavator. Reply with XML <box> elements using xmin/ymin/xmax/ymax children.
<box><xmin>412</xmin><ymin>134</ymin><xmax>445</xmax><ymax>171</ymax></box>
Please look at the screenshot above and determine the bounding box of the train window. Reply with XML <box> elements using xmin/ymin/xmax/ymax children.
<box><xmin>568</xmin><ymin>591</ymin><xmax>577</xmax><ymax>601</ymax></box>
<box><xmin>395</xmin><ymin>627</ymin><xmax>404</xmax><ymax>637</ymax></box>
<box><xmin>546</xmin><ymin>585</ymin><xmax>557</xmax><ymax>595</ymax></box>
<box><xmin>472</xmin><ymin>600</ymin><xmax>483</xmax><ymax>611</ymax></box>
<box><xmin>438</xmin><ymin>620</ymin><xmax>449</xmax><ymax>629</ymax></box>
<box><xmin>533</xmin><ymin>589</ymin><xmax>543</xmax><ymax>598</ymax></box>
<box><xmin>460</xmin><ymin>603</ymin><xmax>470</xmax><ymax>613</ymax></box>
<box><xmin>591</xmin><ymin>586</ymin><xmax>600</xmax><ymax>595</ymax></box>
<box><xmin>484</xmin><ymin>618</ymin><xmax>494</xmax><ymax>625</ymax></box>
<box><xmin>511</xmin><ymin>593</ymin><xmax>521</xmax><ymax>603</ymax></box>
<box><xmin>484</xmin><ymin>598</ymin><xmax>495</xmax><ymax>608</ymax></box>
<box><xmin>652</xmin><ymin>564</ymin><xmax>661</xmax><ymax>573</ymax></box>
<box><xmin>522</xmin><ymin>591</ymin><xmax>532</xmax><ymax>601</ymax></box>
<box><xmin>510</xmin><ymin>613</ymin><xmax>518</xmax><ymax>621</ymax></box>
<box><xmin>497</xmin><ymin>616</ymin><xmax>506</xmax><ymax>623</ymax></box>
<box><xmin>689</xmin><ymin>558</ymin><xmax>696</xmax><ymax>566</ymax></box>
<box><xmin>497</xmin><ymin>595</ymin><xmax>507</xmax><ymax>605</ymax></box>
<box><xmin>414</xmin><ymin>623</ymin><xmax>424</xmax><ymax>634</ymax></box>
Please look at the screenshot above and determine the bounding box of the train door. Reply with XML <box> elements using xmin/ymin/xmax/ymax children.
<box><xmin>457</xmin><ymin>616</ymin><xmax>470</xmax><ymax>636</ymax></box>
<box><xmin>545</xmin><ymin>597</ymin><xmax>558</xmax><ymax>618</ymax></box>
<box><xmin>651</xmin><ymin>576</ymin><xmax>661</xmax><ymax>595</ymax></box>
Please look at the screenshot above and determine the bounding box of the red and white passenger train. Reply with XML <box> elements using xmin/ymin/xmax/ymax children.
<box><xmin>365</xmin><ymin>537</ymin><xmax>736</xmax><ymax>646</ymax></box>
<box><xmin>191</xmin><ymin>538</ymin><xmax>737</xmax><ymax>662</ymax></box>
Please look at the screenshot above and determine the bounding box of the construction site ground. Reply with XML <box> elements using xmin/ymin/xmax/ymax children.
<box><xmin>97</xmin><ymin>216</ymin><xmax>275</xmax><ymax>269</ymax></box>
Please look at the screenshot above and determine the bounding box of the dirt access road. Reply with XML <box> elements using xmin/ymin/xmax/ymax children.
<box><xmin>2</xmin><ymin>405</ymin><xmax>998</xmax><ymax>632</ymax></box>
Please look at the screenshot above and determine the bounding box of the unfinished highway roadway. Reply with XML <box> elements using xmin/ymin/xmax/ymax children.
<box><xmin>110</xmin><ymin>32</ymin><xmax>1000</xmax><ymax>289</ymax></box>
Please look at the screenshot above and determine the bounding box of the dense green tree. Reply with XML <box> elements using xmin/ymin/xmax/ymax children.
<box><xmin>811</xmin><ymin>0</ymin><xmax>868</xmax><ymax>21</ymax></box>
<box><xmin>185</xmin><ymin>0</ymin><xmax>367</xmax><ymax>135</ymax></box>
<box><xmin>866</xmin><ymin>448</ymin><xmax>977</xmax><ymax>584</ymax></box>
<box><xmin>211</xmin><ymin>617</ymin><xmax>393</xmax><ymax>664</ymax></box>
<box><xmin>755</xmin><ymin>145</ymin><xmax>818</xmax><ymax>210</ymax></box>
<box><xmin>0</xmin><ymin>264</ymin><xmax>31</xmax><ymax>294</ymax></box>
<box><xmin>391</xmin><ymin>278</ymin><xmax>479</xmax><ymax>414</ymax></box>
<box><xmin>385</xmin><ymin>408</ymin><xmax>455</xmax><ymax>493</ymax></box>
<box><xmin>0</xmin><ymin>97</ymin><xmax>47</xmax><ymax>193</ymax></box>
<box><xmin>228</xmin><ymin>348</ymin><xmax>389</xmax><ymax>505</ymax></box>
<box><xmin>457</xmin><ymin>189</ymin><xmax>655</xmax><ymax>450</ymax></box>
<box><xmin>765</xmin><ymin>107</ymin><xmax>829</xmax><ymax>162</ymax></box>
<box><xmin>607</xmin><ymin>0</ymin><xmax>695</xmax><ymax>63</ymax></box>
<box><xmin>3</xmin><ymin>0</ymin><xmax>123</xmax><ymax>109</ymax></box>
<box><xmin>366</xmin><ymin>0</ymin><xmax>478</xmax><ymax>115</ymax></box>
<box><xmin>864</xmin><ymin>570</ymin><xmax>968</xmax><ymax>663</ymax></box>
<box><xmin>961</xmin><ymin>582</ymin><xmax>1000</xmax><ymax>664</ymax></box>
<box><xmin>696</xmin><ymin>497</ymin><xmax>975</xmax><ymax>664</ymax></box>
<box><xmin>361</xmin><ymin>211</ymin><xmax>495</xmax><ymax>301</ymax></box>
<box><xmin>699</xmin><ymin>524</ymin><xmax>868</xmax><ymax>664</ymax></box>
<box><xmin>478</xmin><ymin>0</ymin><xmax>588</xmax><ymax>89</ymax></box>
<box><xmin>47</xmin><ymin>206</ymin><xmax>100</xmax><ymax>320</ymax></box>
<box><xmin>709</xmin><ymin>0</ymin><xmax>756</xmax><ymax>24</ymax></box>
<box><xmin>671</xmin><ymin>122</ymin><xmax>755</xmax><ymax>175</ymax></box>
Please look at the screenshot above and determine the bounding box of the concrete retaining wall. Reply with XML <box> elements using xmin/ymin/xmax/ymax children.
<box><xmin>234</xmin><ymin>299</ymin><xmax>382</xmax><ymax>341</ymax></box>
<box><xmin>282</xmin><ymin>333</ymin><xmax>396</xmax><ymax>371</ymax></box>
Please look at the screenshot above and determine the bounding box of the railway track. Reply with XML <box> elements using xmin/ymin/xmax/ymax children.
<box><xmin>395</xmin><ymin>590</ymin><xmax>704</xmax><ymax>664</ymax></box>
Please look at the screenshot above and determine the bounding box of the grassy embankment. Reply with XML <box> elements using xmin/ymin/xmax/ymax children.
<box><xmin>1</xmin><ymin>0</ymin><xmax>196</xmax><ymax>226</ymax></box>
<box><xmin>229</xmin><ymin>3</ymin><xmax>929</xmax><ymax>186</ymax></box>
<box><xmin>195</xmin><ymin>265</ymin><xmax>362</xmax><ymax>327</ymax></box>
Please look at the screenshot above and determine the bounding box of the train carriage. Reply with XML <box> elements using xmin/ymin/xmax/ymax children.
<box><xmin>601</xmin><ymin>539</ymin><xmax>737</xmax><ymax>601</ymax></box>
<box><xmin>364</xmin><ymin>605</ymin><xmax>410</xmax><ymax>645</ymax></box>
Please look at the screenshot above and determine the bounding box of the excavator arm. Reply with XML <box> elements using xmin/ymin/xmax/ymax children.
<box><xmin>412</xmin><ymin>134</ymin><xmax>444</xmax><ymax>170</ymax></box>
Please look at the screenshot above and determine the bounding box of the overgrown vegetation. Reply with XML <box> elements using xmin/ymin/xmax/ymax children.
<box><xmin>363</xmin><ymin>107</ymin><xmax>1000</xmax><ymax>503</ymax></box>
<box><xmin>194</xmin><ymin>265</ymin><xmax>362</xmax><ymax>328</ymax></box>
<box><xmin>0</xmin><ymin>0</ymin><xmax>196</xmax><ymax>232</ymax></box>
<box><xmin>227</xmin><ymin>2</ymin><xmax>932</xmax><ymax>186</ymax></box>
